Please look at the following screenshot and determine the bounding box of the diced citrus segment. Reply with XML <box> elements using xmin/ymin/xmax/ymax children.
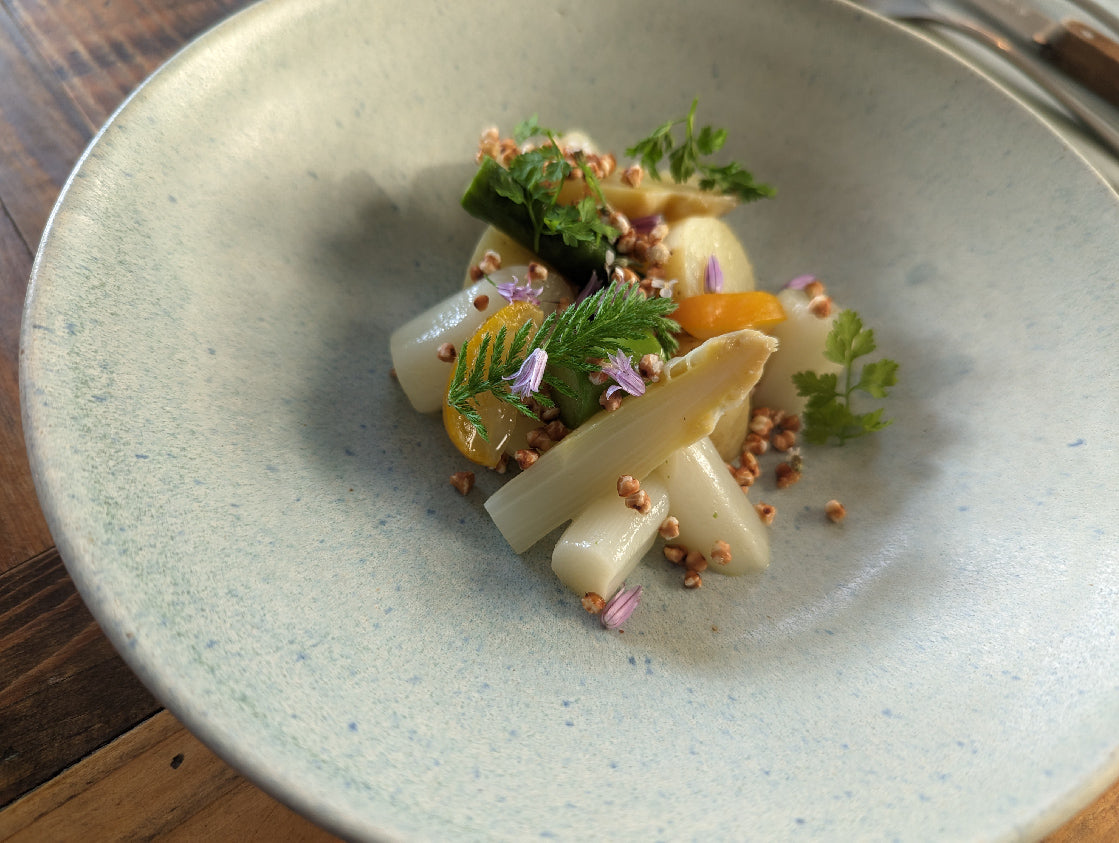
<box><xmin>673</xmin><ymin>291</ymin><xmax>786</xmax><ymax>340</ymax></box>
<box><xmin>443</xmin><ymin>301</ymin><xmax>543</xmax><ymax>467</ymax></box>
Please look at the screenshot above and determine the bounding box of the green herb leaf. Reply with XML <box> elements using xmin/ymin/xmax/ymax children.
<box><xmin>626</xmin><ymin>99</ymin><xmax>774</xmax><ymax>203</ymax></box>
<box><xmin>794</xmin><ymin>309</ymin><xmax>898</xmax><ymax>445</ymax></box>
<box><xmin>489</xmin><ymin>122</ymin><xmax>619</xmax><ymax>254</ymax></box>
<box><xmin>446</xmin><ymin>284</ymin><xmax>680</xmax><ymax>439</ymax></box>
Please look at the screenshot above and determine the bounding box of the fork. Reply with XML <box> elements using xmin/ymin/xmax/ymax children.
<box><xmin>854</xmin><ymin>0</ymin><xmax>1119</xmax><ymax>158</ymax></box>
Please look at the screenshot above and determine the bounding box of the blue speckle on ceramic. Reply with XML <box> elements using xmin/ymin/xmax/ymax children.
<box><xmin>20</xmin><ymin>0</ymin><xmax>1119</xmax><ymax>839</ymax></box>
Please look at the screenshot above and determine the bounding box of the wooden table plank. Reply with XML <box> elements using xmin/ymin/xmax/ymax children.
<box><xmin>0</xmin><ymin>6</ymin><xmax>92</xmax><ymax>248</ymax></box>
<box><xmin>0</xmin><ymin>2</ymin><xmax>90</xmax><ymax>567</ymax></box>
<box><xmin>0</xmin><ymin>710</ymin><xmax>339</xmax><ymax>841</ymax></box>
<box><xmin>0</xmin><ymin>205</ymin><xmax>52</xmax><ymax>571</ymax></box>
<box><xmin>6</xmin><ymin>0</ymin><xmax>240</xmax><ymax>131</ymax></box>
<box><xmin>0</xmin><ymin>549</ymin><xmax>160</xmax><ymax>806</ymax></box>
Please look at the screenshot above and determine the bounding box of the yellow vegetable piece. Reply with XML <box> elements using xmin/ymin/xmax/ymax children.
<box><xmin>443</xmin><ymin>301</ymin><xmax>544</xmax><ymax>467</ymax></box>
<box><xmin>673</xmin><ymin>291</ymin><xmax>786</xmax><ymax>340</ymax></box>
<box><xmin>557</xmin><ymin>173</ymin><xmax>738</xmax><ymax>221</ymax></box>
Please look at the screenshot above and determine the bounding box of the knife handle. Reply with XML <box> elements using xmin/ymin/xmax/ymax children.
<box><xmin>1044</xmin><ymin>19</ymin><xmax>1119</xmax><ymax>108</ymax></box>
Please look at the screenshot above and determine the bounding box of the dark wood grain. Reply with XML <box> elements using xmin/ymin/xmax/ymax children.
<box><xmin>0</xmin><ymin>5</ymin><xmax>80</xmax><ymax>569</ymax></box>
<box><xmin>0</xmin><ymin>207</ymin><xmax>52</xmax><ymax>572</ymax></box>
<box><xmin>0</xmin><ymin>7</ymin><xmax>92</xmax><ymax>246</ymax></box>
<box><xmin>0</xmin><ymin>548</ymin><xmax>159</xmax><ymax>807</ymax></box>
<box><xmin>7</xmin><ymin>0</ymin><xmax>240</xmax><ymax>129</ymax></box>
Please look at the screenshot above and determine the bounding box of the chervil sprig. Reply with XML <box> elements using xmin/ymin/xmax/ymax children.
<box><xmin>626</xmin><ymin>99</ymin><xmax>774</xmax><ymax>203</ymax></box>
<box><xmin>792</xmin><ymin>310</ymin><xmax>899</xmax><ymax>445</ymax></box>
<box><xmin>463</xmin><ymin>123</ymin><xmax>619</xmax><ymax>286</ymax></box>
<box><xmin>504</xmin><ymin>118</ymin><xmax>617</xmax><ymax>252</ymax></box>
<box><xmin>446</xmin><ymin>283</ymin><xmax>679</xmax><ymax>440</ymax></box>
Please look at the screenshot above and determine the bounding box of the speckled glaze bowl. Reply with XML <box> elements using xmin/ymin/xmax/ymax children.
<box><xmin>20</xmin><ymin>0</ymin><xmax>1119</xmax><ymax>839</ymax></box>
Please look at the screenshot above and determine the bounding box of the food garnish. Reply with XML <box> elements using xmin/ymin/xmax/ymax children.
<box><xmin>388</xmin><ymin>102</ymin><xmax>899</xmax><ymax>630</ymax></box>
<box><xmin>793</xmin><ymin>310</ymin><xmax>899</xmax><ymax>445</ymax></box>
<box><xmin>446</xmin><ymin>281</ymin><xmax>678</xmax><ymax>441</ymax></box>
<box><xmin>626</xmin><ymin>99</ymin><xmax>775</xmax><ymax>203</ymax></box>
<box><xmin>600</xmin><ymin>584</ymin><xmax>643</xmax><ymax>630</ymax></box>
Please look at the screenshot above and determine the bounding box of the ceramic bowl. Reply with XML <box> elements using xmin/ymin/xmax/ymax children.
<box><xmin>21</xmin><ymin>0</ymin><xmax>1119</xmax><ymax>839</ymax></box>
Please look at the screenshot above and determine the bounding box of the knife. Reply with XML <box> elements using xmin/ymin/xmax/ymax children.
<box><xmin>963</xmin><ymin>0</ymin><xmax>1119</xmax><ymax>107</ymax></box>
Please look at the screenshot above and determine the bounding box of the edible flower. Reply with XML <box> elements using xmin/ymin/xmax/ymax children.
<box><xmin>575</xmin><ymin>270</ymin><xmax>604</xmax><ymax>304</ymax></box>
<box><xmin>600</xmin><ymin>348</ymin><xmax>646</xmax><ymax>399</ymax></box>
<box><xmin>601</xmin><ymin>584</ymin><xmax>643</xmax><ymax>630</ymax></box>
<box><xmin>784</xmin><ymin>273</ymin><xmax>818</xmax><ymax>290</ymax></box>
<box><xmin>704</xmin><ymin>254</ymin><xmax>724</xmax><ymax>293</ymax></box>
<box><xmin>496</xmin><ymin>276</ymin><xmax>543</xmax><ymax>305</ymax></box>
<box><xmin>630</xmin><ymin>213</ymin><xmax>665</xmax><ymax>235</ymax></box>
<box><xmin>503</xmin><ymin>347</ymin><xmax>548</xmax><ymax>399</ymax></box>
<box><xmin>649</xmin><ymin>277</ymin><xmax>677</xmax><ymax>299</ymax></box>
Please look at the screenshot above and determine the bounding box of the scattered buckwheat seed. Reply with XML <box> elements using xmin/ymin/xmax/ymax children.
<box><xmin>772</xmin><ymin>429</ymin><xmax>798</xmax><ymax>452</ymax></box>
<box><xmin>710</xmin><ymin>540</ymin><xmax>732</xmax><ymax>566</ymax></box>
<box><xmin>582</xmin><ymin>592</ymin><xmax>606</xmax><ymax>614</ymax></box>
<box><xmin>527</xmin><ymin>262</ymin><xmax>548</xmax><ymax>283</ymax></box>
<box><xmin>775</xmin><ymin>461</ymin><xmax>801</xmax><ymax>488</ymax></box>
<box><xmin>684</xmin><ymin>550</ymin><xmax>707</xmax><ymax>572</ymax></box>
<box><xmin>808</xmin><ymin>295</ymin><xmax>834</xmax><ymax>318</ymax></box>
<box><xmin>436</xmin><ymin>342</ymin><xmax>457</xmax><ymax>362</ymax></box>
<box><xmin>478</xmin><ymin>249</ymin><xmax>501</xmax><ymax>275</ymax></box>
<box><xmin>638</xmin><ymin>353</ymin><xmax>663</xmax><ymax>382</ymax></box>
<box><xmin>625</xmin><ymin>490</ymin><xmax>652</xmax><ymax>514</ymax></box>
<box><xmin>600</xmin><ymin>392</ymin><xmax>623</xmax><ymax>412</ymax></box>
<box><xmin>825</xmin><ymin>499</ymin><xmax>847</xmax><ymax>523</ymax></box>
<box><xmin>664</xmin><ymin>545</ymin><xmax>687</xmax><ymax>565</ymax></box>
<box><xmin>617</xmin><ymin>474</ymin><xmax>640</xmax><ymax>497</ymax></box>
<box><xmin>449</xmin><ymin>471</ymin><xmax>475</xmax><ymax>496</ymax></box>
<box><xmin>622</xmin><ymin>164</ymin><xmax>644</xmax><ymax>187</ymax></box>
<box><xmin>749</xmin><ymin>414</ymin><xmax>775</xmax><ymax>437</ymax></box>
<box><xmin>755</xmin><ymin>502</ymin><xmax>776</xmax><ymax>525</ymax></box>
<box><xmin>744</xmin><ymin>433</ymin><xmax>769</xmax><ymax>456</ymax></box>
<box><xmin>804</xmin><ymin>279</ymin><xmax>827</xmax><ymax>299</ymax></box>
<box><xmin>658</xmin><ymin>516</ymin><xmax>680</xmax><ymax>540</ymax></box>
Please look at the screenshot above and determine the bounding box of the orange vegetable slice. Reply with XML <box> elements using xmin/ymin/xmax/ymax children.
<box><xmin>443</xmin><ymin>301</ymin><xmax>544</xmax><ymax>467</ymax></box>
<box><xmin>672</xmin><ymin>291</ymin><xmax>786</xmax><ymax>340</ymax></box>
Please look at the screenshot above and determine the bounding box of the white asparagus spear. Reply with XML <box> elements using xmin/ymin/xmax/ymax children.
<box><xmin>484</xmin><ymin>328</ymin><xmax>776</xmax><ymax>553</ymax></box>
<box><xmin>551</xmin><ymin>473</ymin><xmax>670</xmax><ymax>598</ymax></box>
<box><xmin>389</xmin><ymin>268</ymin><xmax>567</xmax><ymax>412</ymax></box>
<box><xmin>658</xmin><ymin>437</ymin><xmax>769</xmax><ymax>575</ymax></box>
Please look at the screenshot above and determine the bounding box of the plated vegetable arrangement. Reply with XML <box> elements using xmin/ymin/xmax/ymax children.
<box><xmin>390</xmin><ymin>102</ymin><xmax>897</xmax><ymax>628</ymax></box>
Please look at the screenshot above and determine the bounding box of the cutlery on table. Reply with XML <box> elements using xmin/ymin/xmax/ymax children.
<box><xmin>962</xmin><ymin>0</ymin><xmax>1119</xmax><ymax>106</ymax></box>
<box><xmin>854</xmin><ymin>0</ymin><xmax>1119</xmax><ymax>158</ymax></box>
<box><xmin>1067</xmin><ymin>0</ymin><xmax>1119</xmax><ymax>36</ymax></box>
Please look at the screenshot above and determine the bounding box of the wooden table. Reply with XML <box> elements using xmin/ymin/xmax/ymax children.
<box><xmin>0</xmin><ymin>1</ymin><xmax>1114</xmax><ymax>839</ymax></box>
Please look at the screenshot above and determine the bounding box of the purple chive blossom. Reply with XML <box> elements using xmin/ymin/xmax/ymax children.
<box><xmin>630</xmin><ymin>214</ymin><xmax>665</xmax><ymax>235</ymax></box>
<box><xmin>503</xmin><ymin>347</ymin><xmax>548</xmax><ymax>399</ymax></box>
<box><xmin>784</xmin><ymin>274</ymin><xmax>818</xmax><ymax>290</ymax></box>
<box><xmin>495</xmin><ymin>276</ymin><xmax>543</xmax><ymax>305</ymax></box>
<box><xmin>575</xmin><ymin>270</ymin><xmax>604</xmax><ymax>304</ymax></box>
<box><xmin>601</xmin><ymin>584</ymin><xmax>643</xmax><ymax>630</ymax></box>
<box><xmin>704</xmin><ymin>254</ymin><xmax>724</xmax><ymax>293</ymax></box>
<box><xmin>600</xmin><ymin>348</ymin><xmax>646</xmax><ymax>399</ymax></box>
